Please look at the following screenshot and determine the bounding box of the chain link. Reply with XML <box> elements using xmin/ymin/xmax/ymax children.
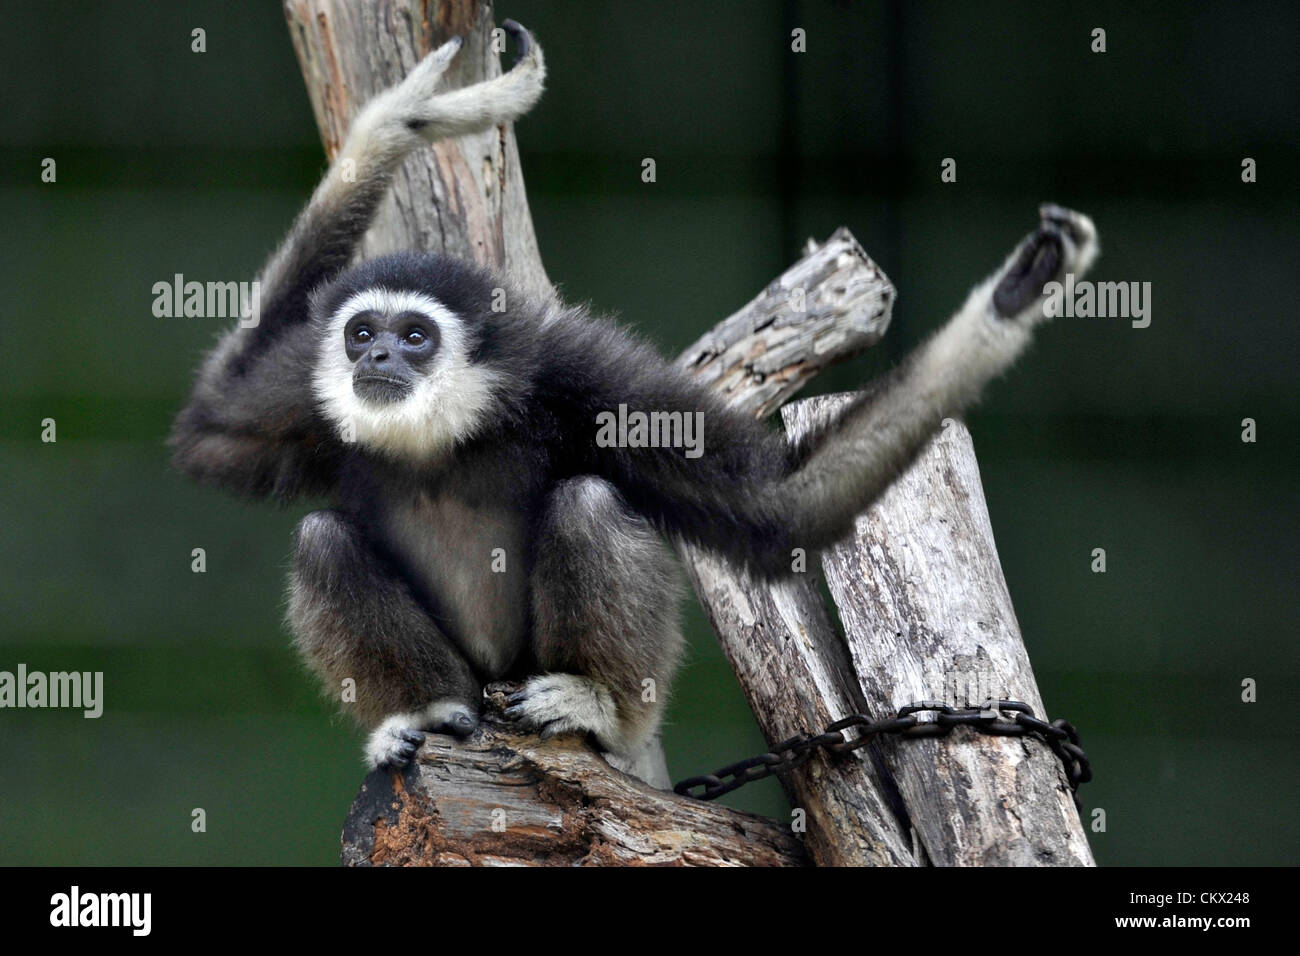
<box><xmin>673</xmin><ymin>699</ymin><xmax>1092</xmax><ymax>806</ymax></box>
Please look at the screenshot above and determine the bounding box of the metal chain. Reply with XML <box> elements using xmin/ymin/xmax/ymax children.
<box><xmin>673</xmin><ymin>699</ymin><xmax>1092</xmax><ymax>807</ymax></box>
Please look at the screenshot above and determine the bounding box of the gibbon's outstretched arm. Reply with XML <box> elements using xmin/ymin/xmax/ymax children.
<box><xmin>500</xmin><ymin>207</ymin><xmax>1095</xmax><ymax>771</ymax></box>
<box><xmin>169</xmin><ymin>25</ymin><xmax>546</xmax><ymax>500</ymax></box>
<box><xmin>568</xmin><ymin>205</ymin><xmax>1098</xmax><ymax>577</ymax></box>
<box><xmin>776</xmin><ymin>206</ymin><xmax>1097</xmax><ymax>553</ymax></box>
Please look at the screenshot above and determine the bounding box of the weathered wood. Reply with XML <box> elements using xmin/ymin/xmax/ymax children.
<box><xmin>681</xmin><ymin>551</ymin><xmax>918</xmax><ymax>866</ymax></box>
<box><xmin>674</xmin><ymin>233</ymin><xmax>917</xmax><ymax>867</ymax></box>
<box><xmin>782</xmin><ymin>400</ymin><xmax>1095</xmax><ymax>866</ymax></box>
<box><xmin>342</xmin><ymin>685</ymin><xmax>807</xmax><ymax>866</ymax></box>
<box><xmin>678</xmin><ymin>226</ymin><xmax>893</xmax><ymax>417</ymax></box>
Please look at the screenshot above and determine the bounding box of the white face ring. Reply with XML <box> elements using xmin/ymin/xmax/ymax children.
<box><xmin>313</xmin><ymin>287</ymin><xmax>502</xmax><ymax>461</ymax></box>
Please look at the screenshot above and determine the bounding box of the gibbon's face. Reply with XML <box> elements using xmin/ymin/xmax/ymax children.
<box><xmin>314</xmin><ymin>285</ymin><xmax>504</xmax><ymax>461</ymax></box>
<box><xmin>344</xmin><ymin>307</ymin><xmax>441</xmax><ymax>404</ymax></box>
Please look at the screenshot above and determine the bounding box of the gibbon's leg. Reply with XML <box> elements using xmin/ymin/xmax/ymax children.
<box><xmin>287</xmin><ymin>510</ymin><xmax>482</xmax><ymax>770</ymax></box>
<box><xmin>509</xmin><ymin>477</ymin><xmax>684</xmax><ymax>778</ymax></box>
<box><xmin>780</xmin><ymin>204</ymin><xmax>1099</xmax><ymax>554</ymax></box>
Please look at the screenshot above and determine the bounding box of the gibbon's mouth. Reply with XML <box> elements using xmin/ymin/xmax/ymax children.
<box><xmin>353</xmin><ymin>374</ymin><xmax>414</xmax><ymax>404</ymax></box>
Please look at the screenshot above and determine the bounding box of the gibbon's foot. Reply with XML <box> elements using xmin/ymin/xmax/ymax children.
<box><xmin>504</xmin><ymin>673</ymin><xmax>620</xmax><ymax>749</ymax></box>
<box><xmin>421</xmin><ymin>699</ymin><xmax>480</xmax><ymax>740</ymax></box>
<box><xmin>441</xmin><ymin>709</ymin><xmax>479</xmax><ymax>738</ymax></box>
<box><xmin>992</xmin><ymin>205</ymin><xmax>1098</xmax><ymax>320</ymax></box>
<box><xmin>364</xmin><ymin>701</ymin><xmax>480</xmax><ymax>770</ymax></box>
<box><xmin>365</xmin><ymin>719</ymin><xmax>426</xmax><ymax>771</ymax></box>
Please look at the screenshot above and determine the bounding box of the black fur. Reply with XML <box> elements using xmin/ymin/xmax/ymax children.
<box><xmin>174</xmin><ymin>248</ymin><xmax>816</xmax><ymax>572</ymax></box>
<box><xmin>314</xmin><ymin>255</ymin><xmax>803</xmax><ymax>565</ymax></box>
<box><xmin>170</xmin><ymin>247</ymin><xmax>825</xmax><ymax>757</ymax></box>
<box><xmin>290</xmin><ymin>509</ymin><xmax>482</xmax><ymax>726</ymax></box>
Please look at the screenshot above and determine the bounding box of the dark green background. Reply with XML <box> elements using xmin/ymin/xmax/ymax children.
<box><xmin>2</xmin><ymin>0</ymin><xmax>1296</xmax><ymax>865</ymax></box>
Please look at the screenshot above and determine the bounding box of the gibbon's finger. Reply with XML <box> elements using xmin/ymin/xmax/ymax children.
<box><xmin>401</xmin><ymin>34</ymin><xmax>463</xmax><ymax>92</ymax></box>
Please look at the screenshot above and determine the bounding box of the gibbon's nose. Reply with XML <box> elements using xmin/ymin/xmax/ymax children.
<box><xmin>369</xmin><ymin>346</ymin><xmax>390</xmax><ymax>363</ymax></box>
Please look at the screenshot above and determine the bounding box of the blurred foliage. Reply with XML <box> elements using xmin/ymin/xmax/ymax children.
<box><xmin>1</xmin><ymin>0</ymin><xmax>1296</xmax><ymax>865</ymax></box>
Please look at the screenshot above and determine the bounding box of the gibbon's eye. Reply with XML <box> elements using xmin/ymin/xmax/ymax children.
<box><xmin>404</xmin><ymin>327</ymin><xmax>427</xmax><ymax>346</ymax></box>
<box><xmin>352</xmin><ymin>327</ymin><xmax>372</xmax><ymax>344</ymax></box>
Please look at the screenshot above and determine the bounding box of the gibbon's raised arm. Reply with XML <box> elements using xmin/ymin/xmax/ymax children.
<box><xmin>555</xmin><ymin>206</ymin><xmax>1098</xmax><ymax>579</ymax></box>
<box><xmin>170</xmin><ymin>27</ymin><xmax>546</xmax><ymax>500</ymax></box>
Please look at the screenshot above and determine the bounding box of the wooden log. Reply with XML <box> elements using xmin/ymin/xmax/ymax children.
<box><xmin>678</xmin><ymin>227</ymin><xmax>893</xmax><ymax>417</ymax></box>
<box><xmin>341</xmin><ymin>684</ymin><xmax>808</xmax><ymax>866</ymax></box>
<box><xmin>781</xmin><ymin>401</ymin><xmax>1095</xmax><ymax>866</ymax></box>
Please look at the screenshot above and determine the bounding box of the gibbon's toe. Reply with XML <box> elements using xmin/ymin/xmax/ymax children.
<box><xmin>367</xmin><ymin>722</ymin><xmax>426</xmax><ymax>771</ymax></box>
<box><xmin>993</xmin><ymin>225</ymin><xmax>1064</xmax><ymax>318</ymax></box>
<box><xmin>502</xmin><ymin>674</ymin><xmax>620</xmax><ymax>749</ymax></box>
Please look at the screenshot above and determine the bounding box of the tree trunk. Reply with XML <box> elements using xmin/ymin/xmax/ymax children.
<box><xmin>673</xmin><ymin>230</ymin><xmax>918</xmax><ymax>867</ymax></box>
<box><xmin>341</xmin><ymin>684</ymin><xmax>807</xmax><ymax>867</ymax></box>
<box><xmin>782</xmin><ymin>400</ymin><xmax>1095</xmax><ymax>866</ymax></box>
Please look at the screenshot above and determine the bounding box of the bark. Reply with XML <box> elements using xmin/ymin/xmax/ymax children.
<box><xmin>678</xmin><ymin>227</ymin><xmax>893</xmax><ymax>417</ymax></box>
<box><xmin>673</xmin><ymin>231</ymin><xmax>918</xmax><ymax>867</ymax></box>
<box><xmin>341</xmin><ymin>684</ymin><xmax>807</xmax><ymax>867</ymax></box>
<box><xmin>782</xmin><ymin>400</ymin><xmax>1095</xmax><ymax>866</ymax></box>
